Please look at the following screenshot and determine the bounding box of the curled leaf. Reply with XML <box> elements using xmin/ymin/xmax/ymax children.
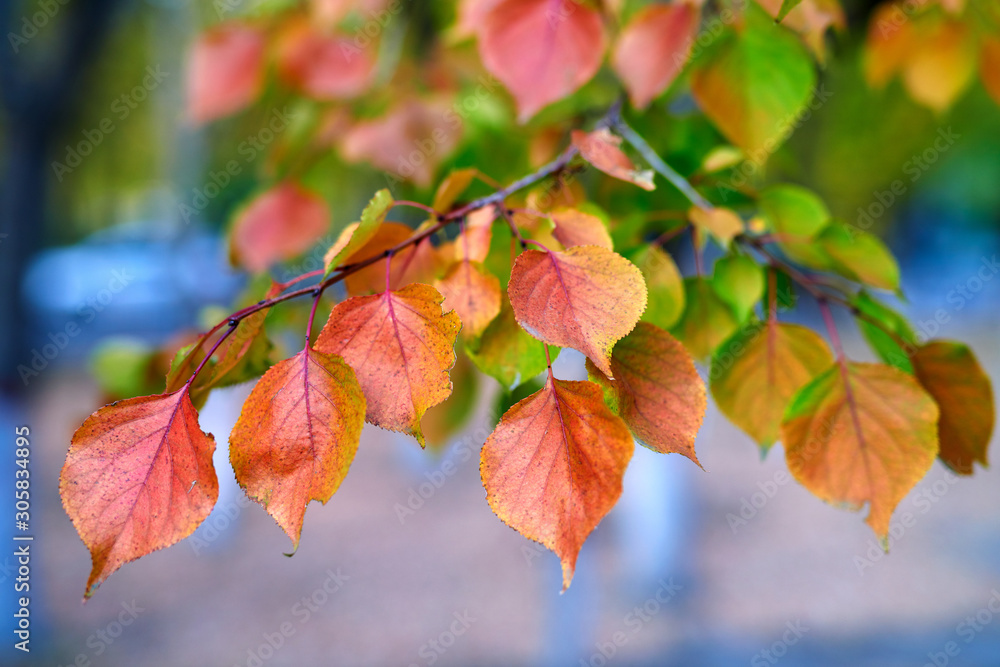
<box><xmin>507</xmin><ymin>245</ymin><xmax>647</xmax><ymax>377</ymax></box>
<box><xmin>571</xmin><ymin>129</ymin><xmax>655</xmax><ymax>191</ymax></box>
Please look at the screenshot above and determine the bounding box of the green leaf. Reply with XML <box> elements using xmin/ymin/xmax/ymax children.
<box><xmin>467</xmin><ymin>303</ymin><xmax>551</xmax><ymax>391</ymax></box>
<box><xmin>629</xmin><ymin>245</ymin><xmax>685</xmax><ymax>330</ymax></box>
<box><xmin>689</xmin><ymin>3</ymin><xmax>816</xmax><ymax>156</ymax></box>
<box><xmin>88</xmin><ymin>338</ymin><xmax>159</xmax><ymax>399</ymax></box>
<box><xmin>712</xmin><ymin>254</ymin><xmax>764</xmax><ymax>322</ymax></box>
<box><xmin>710</xmin><ymin>320</ymin><xmax>833</xmax><ymax>452</ymax></box>
<box><xmin>852</xmin><ymin>291</ymin><xmax>917</xmax><ymax>373</ymax></box>
<box><xmin>323</xmin><ymin>189</ymin><xmax>394</xmax><ymax>278</ymax></box>
<box><xmin>758</xmin><ymin>184</ymin><xmax>832</xmax><ymax>269</ymax></box>
<box><xmin>776</xmin><ymin>0</ymin><xmax>804</xmax><ymax>22</ymax></box>
<box><xmin>818</xmin><ymin>221</ymin><xmax>900</xmax><ymax>291</ymax></box>
<box><xmin>671</xmin><ymin>278</ymin><xmax>739</xmax><ymax>360</ymax></box>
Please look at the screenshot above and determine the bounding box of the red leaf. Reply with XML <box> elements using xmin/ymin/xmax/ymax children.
<box><xmin>435</xmin><ymin>260</ymin><xmax>502</xmax><ymax>338</ymax></box>
<box><xmin>507</xmin><ymin>245</ymin><xmax>647</xmax><ymax>377</ymax></box>
<box><xmin>187</xmin><ymin>24</ymin><xmax>266</xmax><ymax>124</ymax></box>
<box><xmin>276</xmin><ymin>17</ymin><xmax>376</xmax><ymax>100</ymax></box>
<box><xmin>478</xmin><ymin>0</ymin><xmax>606</xmax><ymax>122</ymax></box>
<box><xmin>314</xmin><ymin>284</ymin><xmax>461</xmax><ymax>445</ymax></box>
<box><xmin>230</xmin><ymin>183</ymin><xmax>330</xmax><ymax>273</ymax></box>
<box><xmin>481</xmin><ymin>376</ymin><xmax>634</xmax><ymax>589</ymax></box>
<box><xmin>612</xmin><ymin>2</ymin><xmax>699</xmax><ymax>109</ymax></box>
<box><xmin>230</xmin><ymin>348</ymin><xmax>366</xmax><ymax>549</ymax></box>
<box><xmin>571</xmin><ymin>129</ymin><xmax>655</xmax><ymax>191</ymax></box>
<box><xmin>341</xmin><ymin>222</ymin><xmax>445</xmax><ymax>296</ymax></box>
<box><xmin>548</xmin><ymin>206</ymin><xmax>613</xmax><ymax>249</ymax></box>
<box><xmin>60</xmin><ymin>390</ymin><xmax>219</xmax><ymax>599</ymax></box>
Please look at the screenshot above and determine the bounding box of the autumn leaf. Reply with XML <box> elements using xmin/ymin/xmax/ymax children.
<box><xmin>433</xmin><ymin>168</ymin><xmax>482</xmax><ymax>212</ymax></box>
<box><xmin>507</xmin><ymin>245</ymin><xmax>646</xmax><ymax>377</ymax></box>
<box><xmin>481</xmin><ymin>376</ymin><xmax>634</xmax><ymax>589</ymax></box>
<box><xmin>314</xmin><ymin>284</ymin><xmax>461</xmax><ymax>445</ymax></box>
<box><xmin>342</xmin><ymin>222</ymin><xmax>444</xmax><ymax>296</ymax></box>
<box><xmin>852</xmin><ymin>291</ymin><xmax>917</xmax><ymax>374</ymax></box>
<box><xmin>435</xmin><ymin>260</ymin><xmax>502</xmax><ymax>338</ymax></box>
<box><xmin>775</xmin><ymin>0</ymin><xmax>804</xmax><ymax>22</ymax></box>
<box><xmin>671</xmin><ymin>278</ymin><xmax>739</xmax><ymax>360</ymax></box>
<box><xmin>275</xmin><ymin>16</ymin><xmax>376</xmax><ymax>100</ymax></box>
<box><xmin>588</xmin><ymin>323</ymin><xmax>705</xmax><ymax>466</ymax></box>
<box><xmin>631</xmin><ymin>245</ymin><xmax>685</xmax><ymax>330</ymax></box>
<box><xmin>689</xmin><ymin>3</ymin><xmax>815</xmax><ymax>156</ymax></box>
<box><xmin>612</xmin><ymin>2</ymin><xmax>699</xmax><ymax>109</ymax></box>
<box><xmin>466</xmin><ymin>302</ymin><xmax>550</xmax><ymax>390</ymax></box>
<box><xmin>230</xmin><ymin>347</ymin><xmax>366</xmax><ymax>549</ymax></box>
<box><xmin>900</xmin><ymin>19</ymin><xmax>975</xmax><ymax>112</ymax></box>
<box><xmin>448</xmin><ymin>208</ymin><xmax>495</xmax><ymax>263</ymax></box>
<box><xmin>912</xmin><ymin>341</ymin><xmax>994</xmax><ymax>475</ymax></box>
<box><xmin>323</xmin><ymin>189</ymin><xmax>394</xmax><ymax>277</ymax></box>
<box><xmin>981</xmin><ymin>38</ymin><xmax>1000</xmax><ymax>107</ymax></box>
<box><xmin>477</xmin><ymin>0</ymin><xmax>606</xmax><ymax>122</ymax></box>
<box><xmin>187</xmin><ymin>23</ymin><xmax>266</xmax><ymax>124</ymax></box>
<box><xmin>710</xmin><ymin>320</ymin><xmax>833</xmax><ymax>451</ymax></box>
<box><xmin>229</xmin><ymin>183</ymin><xmax>330</xmax><ymax>273</ymax></box>
<box><xmin>689</xmin><ymin>205</ymin><xmax>744</xmax><ymax>248</ymax></box>
<box><xmin>862</xmin><ymin>1</ymin><xmax>915</xmax><ymax>88</ymax></box>
<box><xmin>60</xmin><ymin>389</ymin><xmax>219</xmax><ymax>599</ymax></box>
<box><xmin>340</xmin><ymin>98</ymin><xmax>463</xmax><ymax>187</ymax></box>
<box><xmin>781</xmin><ymin>362</ymin><xmax>939</xmax><ymax>544</ymax></box>
<box><xmin>571</xmin><ymin>129</ymin><xmax>655</xmax><ymax>191</ymax></box>
<box><xmin>548</xmin><ymin>206</ymin><xmax>613</xmax><ymax>250</ymax></box>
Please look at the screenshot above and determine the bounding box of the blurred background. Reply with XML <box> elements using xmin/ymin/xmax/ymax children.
<box><xmin>2</xmin><ymin>0</ymin><xmax>1000</xmax><ymax>665</ymax></box>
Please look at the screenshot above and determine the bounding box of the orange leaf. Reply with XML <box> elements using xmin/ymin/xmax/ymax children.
<box><xmin>230</xmin><ymin>183</ymin><xmax>330</xmax><ymax>273</ymax></box>
<box><xmin>342</xmin><ymin>222</ymin><xmax>444</xmax><ymax>296</ymax></box>
<box><xmin>477</xmin><ymin>0</ymin><xmax>606</xmax><ymax>122</ymax></box>
<box><xmin>548</xmin><ymin>206</ymin><xmax>613</xmax><ymax>249</ymax></box>
<box><xmin>507</xmin><ymin>246</ymin><xmax>647</xmax><ymax>377</ymax></box>
<box><xmin>688</xmin><ymin>205</ymin><xmax>744</xmax><ymax>247</ymax></box>
<box><xmin>611</xmin><ymin>2</ymin><xmax>699</xmax><ymax>109</ymax></box>
<box><xmin>901</xmin><ymin>19</ymin><xmax>975</xmax><ymax>112</ymax></box>
<box><xmin>187</xmin><ymin>24</ymin><xmax>266</xmax><ymax>124</ymax></box>
<box><xmin>982</xmin><ymin>38</ymin><xmax>1000</xmax><ymax>107</ymax></box>
<box><xmin>435</xmin><ymin>260</ymin><xmax>502</xmax><ymax>338</ymax></box>
<box><xmin>587</xmin><ymin>323</ymin><xmax>705</xmax><ymax>466</ymax></box>
<box><xmin>450</xmin><ymin>208</ymin><xmax>494</xmax><ymax>263</ymax></box>
<box><xmin>781</xmin><ymin>362</ymin><xmax>939</xmax><ymax>544</ymax></box>
<box><xmin>314</xmin><ymin>284</ymin><xmax>461</xmax><ymax>445</ymax></box>
<box><xmin>912</xmin><ymin>341</ymin><xmax>994</xmax><ymax>475</ymax></box>
<box><xmin>275</xmin><ymin>17</ymin><xmax>375</xmax><ymax>100</ymax></box>
<box><xmin>230</xmin><ymin>348</ymin><xmax>366</xmax><ymax>549</ymax></box>
<box><xmin>60</xmin><ymin>390</ymin><xmax>219</xmax><ymax>599</ymax></box>
<box><xmin>862</xmin><ymin>2</ymin><xmax>915</xmax><ymax>88</ymax></box>
<box><xmin>571</xmin><ymin>129</ymin><xmax>655</xmax><ymax>191</ymax></box>
<box><xmin>480</xmin><ymin>376</ymin><xmax>634</xmax><ymax>590</ymax></box>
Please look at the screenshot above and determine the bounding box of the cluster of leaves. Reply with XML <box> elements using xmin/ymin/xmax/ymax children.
<box><xmin>62</xmin><ymin>0</ymin><xmax>997</xmax><ymax>600</ymax></box>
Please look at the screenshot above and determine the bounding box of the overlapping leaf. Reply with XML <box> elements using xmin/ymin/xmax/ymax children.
<box><xmin>466</xmin><ymin>302</ymin><xmax>550</xmax><ymax>391</ymax></box>
<box><xmin>315</xmin><ymin>284</ymin><xmax>461</xmax><ymax>445</ymax></box>
<box><xmin>548</xmin><ymin>206</ymin><xmax>613</xmax><ymax>250</ymax></box>
<box><xmin>711</xmin><ymin>320</ymin><xmax>833</xmax><ymax>451</ymax></box>
<box><xmin>588</xmin><ymin>323</ymin><xmax>705</xmax><ymax>466</ymax></box>
<box><xmin>60</xmin><ymin>390</ymin><xmax>219</xmax><ymax>599</ymax></box>
<box><xmin>571</xmin><ymin>129</ymin><xmax>655</xmax><ymax>191</ymax></box>
<box><xmin>435</xmin><ymin>260</ymin><xmax>502</xmax><ymax>339</ymax></box>
<box><xmin>481</xmin><ymin>377</ymin><xmax>634</xmax><ymax>590</ymax></box>
<box><xmin>229</xmin><ymin>183</ymin><xmax>330</xmax><ymax>273</ymax></box>
<box><xmin>782</xmin><ymin>362</ymin><xmax>939</xmax><ymax>543</ymax></box>
<box><xmin>912</xmin><ymin>341</ymin><xmax>994</xmax><ymax>475</ymax></box>
<box><xmin>507</xmin><ymin>245</ymin><xmax>646</xmax><ymax>377</ymax></box>
<box><xmin>671</xmin><ymin>278</ymin><xmax>738</xmax><ymax>360</ymax></box>
<box><xmin>187</xmin><ymin>23</ymin><xmax>266</xmax><ymax>124</ymax></box>
<box><xmin>230</xmin><ymin>348</ymin><xmax>366</xmax><ymax>549</ymax></box>
<box><xmin>323</xmin><ymin>189</ymin><xmax>394</xmax><ymax>277</ymax></box>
